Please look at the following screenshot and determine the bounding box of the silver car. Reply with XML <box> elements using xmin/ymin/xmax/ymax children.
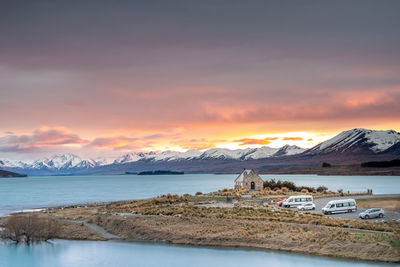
<box><xmin>359</xmin><ymin>208</ymin><xmax>384</xmax><ymax>219</ymax></box>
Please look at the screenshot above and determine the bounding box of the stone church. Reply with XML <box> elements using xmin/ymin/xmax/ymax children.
<box><xmin>234</xmin><ymin>169</ymin><xmax>264</xmax><ymax>191</ymax></box>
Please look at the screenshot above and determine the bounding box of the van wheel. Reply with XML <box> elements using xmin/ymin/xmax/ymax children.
<box><xmin>379</xmin><ymin>214</ymin><xmax>383</xmax><ymax>218</ymax></box>
<box><xmin>365</xmin><ymin>215</ymin><xmax>369</xmax><ymax>219</ymax></box>
<box><xmin>348</xmin><ymin>209</ymin><xmax>352</xmax><ymax>213</ymax></box>
<box><xmin>312</xmin><ymin>207</ymin><xmax>315</xmax><ymax>210</ymax></box>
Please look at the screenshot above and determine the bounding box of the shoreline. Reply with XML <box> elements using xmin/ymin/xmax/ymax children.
<box><xmin>2</xmin><ymin>194</ymin><xmax>399</xmax><ymax>263</ymax></box>
<box><xmin>260</xmin><ymin>165</ymin><xmax>400</xmax><ymax>176</ymax></box>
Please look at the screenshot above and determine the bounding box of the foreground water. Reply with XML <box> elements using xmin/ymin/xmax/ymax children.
<box><xmin>0</xmin><ymin>240</ymin><xmax>393</xmax><ymax>267</ymax></box>
<box><xmin>0</xmin><ymin>174</ymin><xmax>399</xmax><ymax>216</ymax></box>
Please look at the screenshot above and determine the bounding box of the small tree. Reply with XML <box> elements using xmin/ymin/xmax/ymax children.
<box><xmin>1</xmin><ymin>215</ymin><xmax>59</xmax><ymax>244</ymax></box>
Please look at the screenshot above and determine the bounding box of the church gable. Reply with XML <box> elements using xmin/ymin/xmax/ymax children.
<box><xmin>234</xmin><ymin>169</ymin><xmax>264</xmax><ymax>191</ymax></box>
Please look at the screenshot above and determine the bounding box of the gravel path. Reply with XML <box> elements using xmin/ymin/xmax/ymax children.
<box><xmin>72</xmin><ymin>220</ymin><xmax>121</xmax><ymax>240</ymax></box>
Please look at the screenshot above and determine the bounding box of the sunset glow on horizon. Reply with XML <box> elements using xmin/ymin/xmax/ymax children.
<box><xmin>1</xmin><ymin>1</ymin><xmax>400</xmax><ymax>160</ymax></box>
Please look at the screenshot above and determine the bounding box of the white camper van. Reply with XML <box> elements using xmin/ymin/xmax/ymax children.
<box><xmin>322</xmin><ymin>199</ymin><xmax>357</xmax><ymax>214</ymax></box>
<box><xmin>282</xmin><ymin>195</ymin><xmax>313</xmax><ymax>208</ymax></box>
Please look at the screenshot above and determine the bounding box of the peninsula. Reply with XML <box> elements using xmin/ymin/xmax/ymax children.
<box><xmin>0</xmin><ymin>170</ymin><xmax>27</xmax><ymax>178</ymax></box>
<box><xmin>1</xmin><ymin>187</ymin><xmax>399</xmax><ymax>263</ymax></box>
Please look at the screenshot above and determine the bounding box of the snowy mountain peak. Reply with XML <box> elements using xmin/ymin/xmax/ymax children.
<box><xmin>309</xmin><ymin>128</ymin><xmax>400</xmax><ymax>154</ymax></box>
<box><xmin>243</xmin><ymin>146</ymin><xmax>278</xmax><ymax>160</ymax></box>
<box><xmin>273</xmin><ymin>145</ymin><xmax>306</xmax><ymax>157</ymax></box>
<box><xmin>199</xmin><ymin>148</ymin><xmax>254</xmax><ymax>160</ymax></box>
<box><xmin>34</xmin><ymin>153</ymin><xmax>85</xmax><ymax>169</ymax></box>
<box><xmin>113</xmin><ymin>152</ymin><xmax>147</xmax><ymax>164</ymax></box>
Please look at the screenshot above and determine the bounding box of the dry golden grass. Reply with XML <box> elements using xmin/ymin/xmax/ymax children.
<box><xmin>357</xmin><ymin>198</ymin><xmax>400</xmax><ymax>212</ymax></box>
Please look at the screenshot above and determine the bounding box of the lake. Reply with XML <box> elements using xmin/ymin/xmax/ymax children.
<box><xmin>0</xmin><ymin>240</ymin><xmax>393</xmax><ymax>267</ymax></box>
<box><xmin>0</xmin><ymin>174</ymin><xmax>399</xmax><ymax>216</ymax></box>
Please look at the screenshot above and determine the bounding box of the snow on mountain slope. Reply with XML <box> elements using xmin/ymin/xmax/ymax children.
<box><xmin>0</xmin><ymin>159</ymin><xmax>31</xmax><ymax>168</ymax></box>
<box><xmin>149</xmin><ymin>150</ymin><xmax>203</xmax><ymax>161</ymax></box>
<box><xmin>243</xmin><ymin>147</ymin><xmax>279</xmax><ymax>159</ymax></box>
<box><xmin>199</xmin><ymin>148</ymin><xmax>254</xmax><ymax>160</ymax></box>
<box><xmin>308</xmin><ymin>128</ymin><xmax>400</xmax><ymax>154</ymax></box>
<box><xmin>365</xmin><ymin>130</ymin><xmax>400</xmax><ymax>152</ymax></box>
<box><xmin>32</xmin><ymin>153</ymin><xmax>90</xmax><ymax>169</ymax></box>
<box><xmin>94</xmin><ymin>157</ymin><xmax>117</xmax><ymax>166</ymax></box>
<box><xmin>113</xmin><ymin>152</ymin><xmax>148</xmax><ymax>164</ymax></box>
<box><xmin>273</xmin><ymin>145</ymin><xmax>306</xmax><ymax>157</ymax></box>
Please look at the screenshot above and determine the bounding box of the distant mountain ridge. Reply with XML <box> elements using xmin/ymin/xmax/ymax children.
<box><xmin>1</xmin><ymin>128</ymin><xmax>399</xmax><ymax>175</ymax></box>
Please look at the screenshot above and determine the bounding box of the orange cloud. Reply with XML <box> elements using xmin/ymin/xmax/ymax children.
<box><xmin>88</xmin><ymin>136</ymin><xmax>139</xmax><ymax>150</ymax></box>
<box><xmin>282</xmin><ymin>137</ymin><xmax>304</xmax><ymax>141</ymax></box>
<box><xmin>307</xmin><ymin>138</ymin><xmax>313</xmax><ymax>141</ymax></box>
<box><xmin>233</xmin><ymin>137</ymin><xmax>278</xmax><ymax>146</ymax></box>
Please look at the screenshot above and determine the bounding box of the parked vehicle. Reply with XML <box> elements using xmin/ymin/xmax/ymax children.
<box><xmin>359</xmin><ymin>208</ymin><xmax>384</xmax><ymax>219</ymax></box>
<box><xmin>322</xmin><ymin>199</ymin><xmax>356</xmax><ymax>214</ymax></box>
<box><xmin>278</xmin><ymin>199</ymin><xmax>287</xmax><ymax>207</ymax></box>
<box><xmin>297</xmin><ymin>203</ymin><xmax>316</xmax><ymax>210</ymax></box>
<box><xmin>282</xmin><ymin>195</ymin><xmax>313</xmax><ymax>208</ymax></box>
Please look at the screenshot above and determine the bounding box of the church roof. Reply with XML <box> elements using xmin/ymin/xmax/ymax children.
<box><xmin>235</xmin><ymin>169</ymin><xmax>261</xmax><ymax>182</ymax></box>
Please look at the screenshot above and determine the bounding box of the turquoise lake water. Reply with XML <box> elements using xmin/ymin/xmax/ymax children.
<box><xmin>0</xmin><ymin>240</ymin><xmax>393</xmax><ymax>267</ymax></box>
<box><xmin>0</xmin><ymin>174</ymin><xmax>399</xmax><ymax>266</ymax></box>
<box><xmin>0</xmin><ymin>174</ymin><xmax>399</xmax><ymax>216</ymax></box>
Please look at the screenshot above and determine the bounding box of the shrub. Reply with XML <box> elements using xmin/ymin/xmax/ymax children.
<box><xmin>281</xmin><ymin>187</ymin><xmax>289</xmax><ymax>192</ymax></box>
<box><xmin>301</xmin><ymin>188</ymin><xmax>309</xmax><ymax>194</ymax></box>
<box><xmin>317</xmin><ymin>186</ymin><xmax>328</xmax><ymax>192</ymax></box>
<box><xmin>1</xmin><ymin>215</ymin><xmax>59</xmax><ymax>244</ymax></box>
<box><xmin>251</xmin><ymin>192</ymin><xmax>257</xmax><ymax>198</ymax></box>
<box><xmin>234</xmin><ymin>192</ymin><xmax>242</xmax><ymax>200</ymax></box>
<box><xmin>195</xmin><ymin>192</ymin><xmax>203</xmax><ymax>195</ymax></box>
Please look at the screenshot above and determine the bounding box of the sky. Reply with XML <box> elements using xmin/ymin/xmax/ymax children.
<box><xmin>1</xmin><ymin>0</ymin><xmax>400</xmax><ymax>160</ymax></box>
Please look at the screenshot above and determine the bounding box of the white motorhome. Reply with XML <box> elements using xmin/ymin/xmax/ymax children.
<box><xmin>322</xmin><ymin>199</ymin><xmax>357</xmax><ymax>214</ymax></box>
<box><xmin>282</xmin><ymin>195</ymin><xmax>313</xmax><ymax>208</ymax></box>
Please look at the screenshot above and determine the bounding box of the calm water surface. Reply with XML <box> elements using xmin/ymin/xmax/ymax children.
<box><xmin>0</xmin><ymin>240</ymin><xmax>394</xmax><ymax>267</ymax></box>
<box><xmin>0</xmin><ymin>174</ymin><xmax>399</xmax><ymax>216</ymax></box>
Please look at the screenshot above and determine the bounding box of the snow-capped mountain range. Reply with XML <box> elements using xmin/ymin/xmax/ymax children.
<box><xmin>0</xmin><ymin>129</ymin><xmax>399</xmax><ymax>174</ymax></box>
<box><xmin>0</xmin><ymin>146</ymin><xmax>305</xmax><ymax>171</ymax></box>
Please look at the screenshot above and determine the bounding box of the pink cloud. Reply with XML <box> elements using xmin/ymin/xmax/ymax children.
<box><xmin>0</xmin><ymin>127</ymin><xmax>88</xmax><ymax>152</ymax></box>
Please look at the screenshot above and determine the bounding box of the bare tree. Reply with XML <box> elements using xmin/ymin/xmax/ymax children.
<box><xmin>1</xmin><ymin>215</ymin><xmax>59</xmax><ymax>244</ymax></box>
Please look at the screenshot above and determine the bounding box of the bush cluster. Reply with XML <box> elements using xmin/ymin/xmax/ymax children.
<box><xmin>263</xmin><ymin>179</ymin><xmax>327</xmax><ymax>193</ymax></box>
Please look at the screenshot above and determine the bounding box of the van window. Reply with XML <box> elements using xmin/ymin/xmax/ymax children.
<box><xmin>336</xmin><ymin>203</ymin><xmax>343</xmax><ymax>208</ymax></box>
<box><xmin>349</xmin><ymin>202</ymin><xmax>355</xmax><ymax>206</ymax></box>
<box><xmin>289</xmin><ymin>199</ymin><xmax>293</xmax><ymax>203</ymax></box>
<box><xmin>301</xmin><ymin>198</ymin><xmax>307</xmax><ymax>202</ymax></box>
<box><xmin>343</xmin><ymin>202</ymin><xmax>349</xmax><ymax>207</ymax></box>
<box><xmin>295</xmin><ymin>198</ymin><xmax>301</xmax><ymax>202</ymax></box>
<box><xmin>306</xmin><ymin>198</ymin><xmax>312</xmax><ymax>202</ymax></box>
<box><xmin>330</xmin><ymin>204</ymin><xmax>335</xmax><ymax>208</ymax></box>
